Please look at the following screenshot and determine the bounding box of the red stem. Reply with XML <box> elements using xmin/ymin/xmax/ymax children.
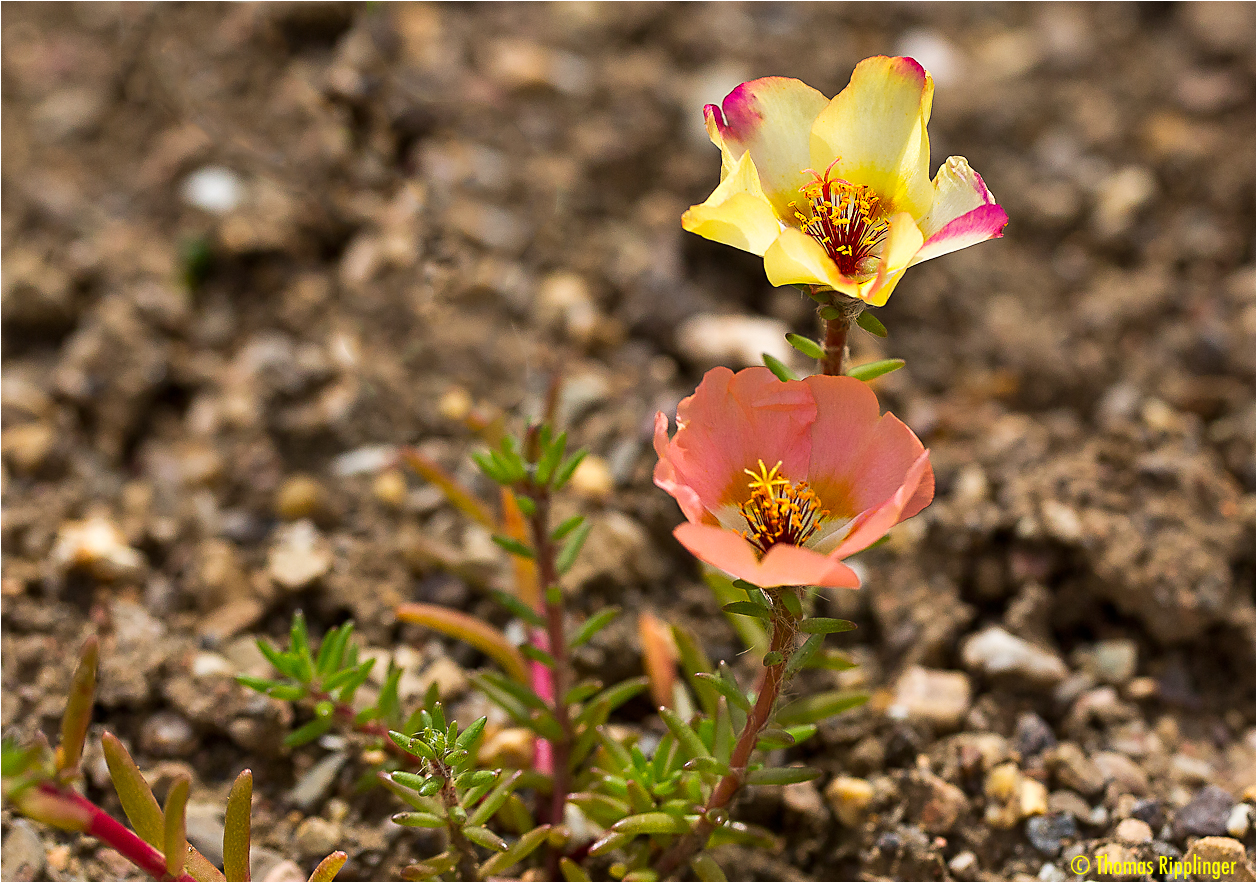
<box><xmin>45</xmin><ymin>784</ymin><xmax>196</xmax><ymax>882</ymax></box>
<box><xmin>653</xmin><ymin>597</ymin><xmax>799</xmax><ymax>879</ymax></box>
<box><xmin>528</xmin><ymin>492</ymin><xmax>573</xmax><ymax>880</ymax></box>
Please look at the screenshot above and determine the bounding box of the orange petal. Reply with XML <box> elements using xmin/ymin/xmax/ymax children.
<box><xmin>828</xmin><ymin>450</ymin><xmax>933</xmax><ymax>560</ymax></box>
<box><xmin>673</xmin><ymin>523</ymin><xmax>859</xmax><ymax>589</ymax></box>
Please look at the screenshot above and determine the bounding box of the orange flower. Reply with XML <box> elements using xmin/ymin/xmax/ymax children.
<box><xmin>682</xmin><ymin>57</ymin><xmax>1008</xmax><ymax>306</ymax></box>
<box><xmin>654</xmin><ymin>367</ymin><xmax>933</xmax><ymax>588</ymax></box>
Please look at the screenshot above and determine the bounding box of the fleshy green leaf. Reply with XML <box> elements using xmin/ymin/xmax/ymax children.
<box><xmin>785</xmin><ymin>333</ymin><xmax>824</xmax><ymax>360</ymax></box>
<box><xmin>490</xmin><ymin>590</ymin><xmax>545</xmax><ymax>628</ymax></box>
<box><xmin>463</xmin><ymin>825</ymin><xmax>508</xmax><ymax>852</ymax></box>
<box><xmin>775</xmin><ymin>690</ymin><xmax>869</xmax><ymax>726</ymax></box>
<box><xmin>163</xmin><ymin>774</ymin><xmax>190</xmax><ymax>878</ymax></box>
<box><xmin>551</xmin><ymin>450</ymin><xmax>588</xmax><ymax>490</ymax></box>
<box><xmin>754</xmin><ymin>727</ymin><xmax>796</xmax><ymax>750</ymax></box>
<box><xmin>223</xmin><ymin>770</ymin><xmax>252</xmax><ymax>882</ymax></box>
<box><xmin>691</xmin><ymin>854</ymin><xmax>729</xmax><ymax>882</ymax></box>
<box><xmin>659</xmin><ymin>708</ymin><xmax>710</xmax><ymax>761</ymax></box>
<box><xmin>101</xmin><ymin>732</ymin><xmax>163</xmax><ymax>848</ymax></box>
<box><xmin>308</xmin><ymin>851</ymin><xmax>348</xmax><ymax>882</ymax></box>
<box><xmin>721</xmin><ymin>601</ymin><xmax>772</xmax><ymax>619</ymax></box>
<box><xmin>551</xmin><ymin>515</ymin><xmax>585</xmax><ymax>542</ymax></box>
<box><xmin>556</xmin><ymin>522</ymin><xmax>593</xmax><ymax>575</ymax></box>
<box><xmin>800</xmin><ymin>617</ymin><xmax>856</xmax><ymax>635</ymax></box>
<box><xmin>610</xmin><ymin>812</ymin><xmax>691</xmax><ymax>836</ymax></box>
<box><xmin>693</xmin><ymin>673</ymin><xmax>751</xmax><ymax>713</ymax></box>
<box><xmin>285</xmin><ymin>717</ymin><xmax>334</xmax><ymax>748</ymax></box>
<box><xmin>786</xmin><ymin>634</ymin><xmax>824</xmax><ymax>676</ymax></box>
<box><xmin>479</xmin><ymin>825</ymin><xmax>552</xmax><ymax>877</ymax></box>
<box><xmin>492</xmin><ymin>535</ymin><xmax>535</xmax><ymax>559</ymax></box>
<box><xmin>761</xmin><ymin>353</ymin><xmax>798</xmax><ymax>382</ymax></box>
<box><xmin>561</xmin><ymin>857</ymin><xmax>593</xmax><ymax>882</ymax></box>
<box><xmin>847</xmin><ymin>358</ymin><xmax>904</xmax><ymax>382</ymax></box>
<box><xmin>570</xmin><ymin>607</ymin><xmax>620</xmax><ymax>648</ymax></box>
<box><xmin>744</xmin><ymin>766</ymin><xmax>821</xmax><ymax>786</ymax></box>
<box><xmin>57</xmin><ymin>637</ymin><xmax>99</xmax><ymax>777</ymax></box>
<box><xmin>856</xmin><ymin>310</ymin><xmax>888</xmax><ymax>337</ymax></box>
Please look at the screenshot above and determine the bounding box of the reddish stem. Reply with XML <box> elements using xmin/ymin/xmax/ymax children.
<box><xmin>527</xmin><ymin>491</ymin><xmax>574</xmax><ymax>879</ymax></box>
<box><xmin>43</xmin><ymin>784</ymin><xmax>197</xmax><ymax>882</ymax></box>
<box><xmin>819</xmin><ymin>297</ymin><xmax>864</xmax><ymax>376</ymax></box>
<box><xmin>652</xmin><ymin>595</ymin><xmax>799</xmax><ymax>879</ymax></box>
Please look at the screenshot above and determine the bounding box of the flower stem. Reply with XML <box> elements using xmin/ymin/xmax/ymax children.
<box><xmin>819</xmin><ymin>297</ymin><xmax>864</xmax><ymax>376</ymax></box>
<box><xmin>37</xmin><ymin>783</ymin><xmax>198</xmax><ymax>882</ymax></box>
<box><xmin>652</xmin><ymin>590</ymin><xmax>800</xmax><ymax>879</ymax></box>
<box><xmin>439</xmin><ymin>772</ymin><xmax>481</xmax><ymax>882</ymax></box>
<box><xmin>527</xmin><ymin>491</ymin><xmax>573</xmax><ymax>879</ymax></box>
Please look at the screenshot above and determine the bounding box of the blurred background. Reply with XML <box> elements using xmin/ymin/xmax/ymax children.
<box><xmin>2</xmin><ymin>4</ymin><xmax>1253</xmax><ymax>881</ymax></box>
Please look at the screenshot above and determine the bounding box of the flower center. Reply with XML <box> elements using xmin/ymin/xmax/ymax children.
<box><xmin>791</xmin><ymin>162</ymin><xmax>889</xmax><ymax>279</ymax></box>
<box><xmin>738</xmin><ymin>460</ymin><xmax>829</xmax><ymax>557</ymax></box>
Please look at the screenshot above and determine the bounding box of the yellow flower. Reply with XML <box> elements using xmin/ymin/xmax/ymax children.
<box><xmin>682</xmin><ymin>56</ymin><xmax>1008</xmax><ymax>307</ymax></box>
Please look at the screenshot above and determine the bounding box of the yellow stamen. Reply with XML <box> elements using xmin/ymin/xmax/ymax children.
<box><xmin>739</xmin><ymin>460</ymin><xmax>829</xmax><ymax>556</ymax></box>
<box><xmin>789</xmin><ymin>161</ymin><xmax>889</xmax><ymax>279</ymax></box>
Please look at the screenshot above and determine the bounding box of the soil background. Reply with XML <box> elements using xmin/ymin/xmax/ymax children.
<box><xmin>2</xmin><ymin>3</ymin><xmax>1254</xmax><ymax>881</ymax></box>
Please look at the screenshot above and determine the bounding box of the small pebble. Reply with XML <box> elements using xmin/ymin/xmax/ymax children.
<box><xmin>1014</xmin><ymin>711</ymin><xmax>1058</xmax><ymax>758</ymax></box>
<box><xmin>1026</xmin><ymin>812</ymin><xmax>1077</xmax><ymax>857</ymax></box>
<box><xmin>1021</xmin><ymin>778</ymin><xmax>1050</xmax><ymax>819</ymax></box>
<box><xmin>1</xmin><ymin>819</ymin><xmax>46</xmax><ymax>881</ymax></box>
<box><xmin>676</xmin><ymin>313</ymin><xmax>795</xmax><ymax>370</ymax></box>
<box><xmin>275</xmin><ymin>474</ymin><xmax>325</xmax><ymax>521</ymax></box>
<box><xmin>1227</xmin><ymin>803</ymin><xmax>1252</xmax><ymax>838</ymax></box>
<box><xmin>826</xmin><ymin>776</ymin><xmax>875</xmax><ymax>827</ymax></box>
<box><xmin>372</xmin><ymin>468</ymin><xmax>408</xmax><ymax>508</ymax></box>
<box><xmin>267</xmin><ymin>520</ymin><xmax>333</xmax><ymax>590</ymax></box>
<box><xmin>1173</xmin><ymin>784</ymin><xmax>1235</xmax><ymax>840</ymax></box>
<box><xmin>948</xmin><ymin>851</ymin><xmax>978</xmax><ymax>875</ymax></box>
<box><xmin>888</xmin><ymin>666</ymin><xmax>973</xmax><ymax>731</ymax></box>
<box><xmin>986</xmin><ymin>762</ymin><xmax>1022</xmax><ymax>802</ymax></box>
<box><xmin>438</xmin><ymin>386</ymin><xmax>473</xmax><ymax>422</ymax></box>
<box><xmin>962</xmin><ymin>626</ymin><xmax>1068</xmax><ymax>688</ymax></box>
<box><xmin>139</xmin><ymin>712</ymin><xmax>198</xmax><ymax>757</ymax></box>
<box><xmin>183</xmin><ymin>166</ymin><xmax>244</xmax><ymax>214</ymax></box>
<box><xmin>1183</xmin><ymin>837</ymin><xmax>1254</xmax><ymax>882</ymax></box>
<box><xmin>1038</xmin><ymin>863</ymin><xmax>1067</xmax><ymax>882</ymax></box>
<box><xmin>50</xmin><ymin>515</ymin><xmax>145</xmax><ymax>580</ymax></box>
<box><xmin>293</xmin><ymin>816</ymin><xmax>340</xmax><ymax>860</ymax></box>
<box><xmin>479</xmin><ymin>727</ymin><xmax>534</xmax><ymax>768</ymax></box>
<box><xmin>1116</xmin><ymin>817</ymin><xmax>1154</xmax><ymax>844</ymax></box>
<box><xmin>568</xmin><ymin>454</ymin><xmax>614</xmax><ymax>501</ymax></box>
<box><xmin>1091</xmin><ymin>639</ymin><xmax>1138</xmax><ymax>684</ymax></box>
<box><xmin>289</xmin><ymin>752</ymin><xmax>348</xmax><ymax>812</ymax></box>
<box><xmin>1046</xmin><ymin>742</ymin><xmax>1106</xmax><ymax>797</ymax></box>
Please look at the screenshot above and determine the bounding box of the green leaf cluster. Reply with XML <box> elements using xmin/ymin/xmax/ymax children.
<box><xmin>384</xmin><ymin>705</ymin><xmax>550</xmax><ymax>881</ymax></box>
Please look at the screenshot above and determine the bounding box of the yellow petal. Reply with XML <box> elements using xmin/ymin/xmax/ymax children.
<box><xmin>809</xmin><ymin>56</ymin><xmax>934</xmax><ymax>220</ymax></box>
<box><xmin>762</xmin><ymin>227</ymin><xmax>859</xmax><ymax>296</ymax></box>
<box><xmin>858</xmin><ymin>211</ymin><xmax>924</xmax><ymax>307</ymax></box>
<box><xmin>706</xmin><ymin>77</ymin><xmax>829</xmax><ymax>219</ymax></box>
<box><xmin>681</xmin><ymin>150</ymin><xmax>782</xmax><ymax>256</ymax></box>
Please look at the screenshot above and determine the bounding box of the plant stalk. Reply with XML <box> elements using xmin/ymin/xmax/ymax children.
<box><xmin>653</xmin><ymin>591</ymin><xmax>800</xmax><ymax>879</ymax></box>
<box><xmin>439</xmin><ymin>774</ymin><xmax>482</xmax><ymax>882</ymax></box>
<box><xmin>527</xmin><ymin>491</ymin><xmax>574</xmax><ymax>879</ymax></box>
<box><xmin>38</xmin><ymin>784</ymin><xmax>199</xmax><ymax>882</ymax></box>
<box><xmin>819</xmin><ymin>297</ymin><xmax>865</xmax><ymax>376</ymax></box>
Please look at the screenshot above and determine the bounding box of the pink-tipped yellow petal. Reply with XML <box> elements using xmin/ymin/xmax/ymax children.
<box><xmin>809</xmin><ymin>56</ymin><xmax>934</xmax><ymax>220</ymax></box>
<box><xmin>681</xmin><ymin>150</ymin><xmax>783</xmax><ymax>257</ymax></box>
<box><xmin>706</xmin><ymin>77</ymin><xmax>830</xmax><ymax>218</ymax></box>
<box><xmin>910</xmin><ymin>157</ymin><xmax>1008</xmax><ymax>265</ymax></box>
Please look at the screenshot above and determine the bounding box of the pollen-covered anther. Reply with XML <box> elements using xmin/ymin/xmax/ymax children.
<box><xmin>738</xmin><ymin>459</ymin><xmax>829</xmax><ymax>556</ymax></box>
<box><xmin>789</xmin><ymin>162</ymin><xmax>889</xmax><ymax>279</ymax></box>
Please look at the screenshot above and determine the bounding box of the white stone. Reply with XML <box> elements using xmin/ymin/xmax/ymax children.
<box><xmin>183</xmin><ymin>166</ymin><xmax>244</xmax><ymax>214</ymax></box>
<box><xmin>962</xmin><ymin>627</ymin><xmax>1069</xmax><ymax>688</ymax></box>
<box><xmin>677</xmin><ymin>313</ymin><xmax>798</xmax><ymax>371</ymax></box>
